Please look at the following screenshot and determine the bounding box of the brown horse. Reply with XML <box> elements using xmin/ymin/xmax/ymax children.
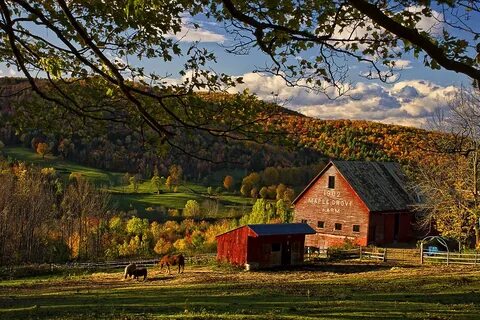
<box><xmin>159</xmin><ymin>253</ymin><xmax>185</xmax><ymax>274</ymax></box>
<box><xmin>132</xmin><ymin>268</ymin><xmax>148</xmax><ymax>281</ymax></box>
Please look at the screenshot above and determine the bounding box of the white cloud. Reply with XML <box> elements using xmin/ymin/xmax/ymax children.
<box><xmin>229</xmin><ymin>72</ymin><xmax>458</xmax><ymax>128</ymax></box>
<box><xmin>407</xmin><ymin>6</ymin><xmax>444</xmax><ymax>35</ymax></box>
<box><xmin>392</xmin><ymin>59</ymin><xmax>413</xmax><ymax>69</ymax></box>
<box><xmin>168</xmin><ymin>17</ymin><xmax>226</xmax><ymax>43</ymax></box>
<box><xmin>328</xmin><ymin>6</ymin><xmax>444</xmax><ymax>52</ymax></box>
<box><xmin>8</xmin><ymin>69</ymin><xmax>17</xmax><ymax>76</ymax></box>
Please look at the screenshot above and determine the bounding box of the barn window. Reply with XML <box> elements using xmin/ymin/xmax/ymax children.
<box><xmin>271</xmin><ymin>243</ymin><xmax>281</xmax><ymax>252</ymax></box>
<box><xmin>328</xmin><ymin>176</ymin><xmax>335</xmax><ymax>189</ymax></box>
<box><xmin>317</xmin><ymin>221</ymin><xmax>325</xmax><ymax>228</ymax></box>
<box><xmin>334</xmin><ymin>223</ymin><xmax>342</xmax><ymax>230</ymax></box>
<box><xmin>353</xmin><ymin>225</ymin><xmax>360</xmax><ymax>232</ymax></box>
<box><xmin>301</xmin><ymin>219</ymin><xmax>308</xmax><ymax>224</ymax></box>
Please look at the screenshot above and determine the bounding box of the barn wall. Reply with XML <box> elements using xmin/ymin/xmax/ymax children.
<box><xmin>369</xmin><ymin>213</ymin><xmax>384</xmax><ymax>243</ymax></box>
<box><xmin>399</xmin><ymin>212</ymin><xmax>413</xmax><ymax>242</ymax></box>
<box><xmin>384</xmin><ymin>214</ymin><xmax>395</xmax><ymax>243</ymax></box>
<box><xmin>294</xmin><ymin>164</ymin><xmax>369</xmax><ymax>248</ymax></box>
<box><xmin>216</xmin><ymin>227</ymin><xmax>250</xmax><ymax>266</ymax></box>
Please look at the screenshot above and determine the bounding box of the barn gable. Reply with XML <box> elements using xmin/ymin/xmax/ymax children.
<box><xmin>293</xmin><ymin>160</ymin><xmax>417</xmax><ymax>248</ymax></box>
<box><xmin>294</xmin><ymin>160</ymin><xmax>415</xmax><ymax>212</ymax></box>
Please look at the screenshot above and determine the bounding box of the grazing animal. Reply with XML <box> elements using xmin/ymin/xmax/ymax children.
<box><xmin>159</xmin><ymin>253</ymin><xmax>185</xmax><ymax>274</ymax></box>
<box><xmin>132</xmin><ymin>268</ymin><xmax>148</xmax><ymax>281</ymax></box>
<box><xmin>124</xmin><ymin>263</ymin><xmax>136</xmax><ymax>279</ymax></box>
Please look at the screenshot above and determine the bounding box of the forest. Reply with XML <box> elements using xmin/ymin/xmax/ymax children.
<box><xmin>1</xmin><ymin>77</ymin><xmax>479</xmax><ymax>263</ymax></box>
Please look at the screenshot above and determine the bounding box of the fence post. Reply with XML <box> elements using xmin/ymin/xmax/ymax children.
<box><xmin>446</xmin><ymin>251</ymin><xmax>449</xmax><ymax>265</ymax></box>
<box><xmin>383</xmin><ymin>248</ymin><xmax>387</xmax><ymax>262</ymax></box>
<box><xmin>420</xmin><ymin>242</ymin><xmax>424</xmax><ymax>265</ymax></box>
<box><xmin>359</xmin><ymin>246</ymin><xmax>362</xmax><ymax>260</ymax></box>
<box><xmin>475</xmin><ymin>251</ymin><xmax>478</xmax><ymax>266</ymax></box>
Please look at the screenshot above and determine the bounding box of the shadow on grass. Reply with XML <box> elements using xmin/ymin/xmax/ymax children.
<box><xmin>2</xmin><ymin>286</ymin><xmax>480</xmax><ymax>320</ymax></box>
<box><xmin>257</xmin><ymin>262</ymin><xmax>392</xmax><ymax>274</ymax></box>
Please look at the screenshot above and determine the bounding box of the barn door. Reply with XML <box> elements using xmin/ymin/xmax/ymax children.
<box><xmin>394</xmin><ymin>213</ymin><xmax>400</xmax><ymax>241</ymax></box>
<box><xmin>281</xmin><ymin>241</ymin><xmax>291</xmax><ymax>265</ymax></box>
<box><xmin>369</xmin><ymin>225</ymin><xmax>376</xmax><ymax>243</ymax></box>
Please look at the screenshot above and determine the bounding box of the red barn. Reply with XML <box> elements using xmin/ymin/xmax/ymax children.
<box><xmin>216</xmin><ymin>223</ymin><xmax>316</xmax><ymax>269</ymax></box>
<box><xmin>293</xmin><ymin>160</ymin><xmax>416</xmax><ymax>249</ymax></box>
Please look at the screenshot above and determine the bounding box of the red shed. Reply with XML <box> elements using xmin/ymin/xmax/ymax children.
<box><xmin>216</xmin><ymin>223</ymin><xmax>316</xmax><ymax>269</ymax></box>
<box><xmin>293</xmin><ymin>160</ymin><xmax>416</xmax><ymax>249</ymax></box>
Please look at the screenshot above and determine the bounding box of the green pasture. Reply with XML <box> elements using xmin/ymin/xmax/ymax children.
<box><xmin>3</xmin><ymin>147</ymin><xmax>123</xmax><ymax>185</ymax></box>
<box><xmin>2</xmin><ymin>146</ymin><xmax>252</xmax><ymax>216</ymax></box>
<box><xmin>1</xmin><ymin>264</ymin><xmax>480</xmax><ymax>319</ymax></box>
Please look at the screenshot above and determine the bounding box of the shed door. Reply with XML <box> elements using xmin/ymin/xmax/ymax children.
<box><xmin>281</xmin><ymin>241</ymin><xmax>291</xmax><ymax>265</ymax></box>
<box><xmin>271</xmin><ymin>243</ymin><xmax>282</xmax><ymax>266</ymax></box>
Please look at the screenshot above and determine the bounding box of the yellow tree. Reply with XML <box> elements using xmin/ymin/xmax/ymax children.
<box><xmin>223</xmin><ymin>175</ymin><xmax>234</xmax><ymax>191</ymax></box>
<box><xmin>36</xmin><ymin>142</ymin><xmax>49</xmax><ymax>159</ymax></box>
<box><xmin>414</xmin><ymin>89</ymin><xmax>480</xmax><ymax>248</ymax></box>
<box><xmin>165</xmin><ymin>176</ymin><xmax>173</xmax><ymax>192</ymax></box>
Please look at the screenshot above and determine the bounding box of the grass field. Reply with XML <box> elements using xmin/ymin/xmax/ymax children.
<box><xmin>3</xmin><ymin>146</ymin><xmax>123</xmax><ymax>185</ymax></box>
<box><xmin>1</xmin><ymin>263</ymin><xmax>480</xmax><ymax>319</ymax></box>
<box><xmin>2</xmin><ymin>146</ymin><xmax>252</xmax><ymax>216</ymax></box>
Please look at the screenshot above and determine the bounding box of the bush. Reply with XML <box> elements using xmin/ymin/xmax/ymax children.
<box><xmin>184</xmin><ymin>200</ymin><xmax>201</xmax><ymax>218</ymax></box>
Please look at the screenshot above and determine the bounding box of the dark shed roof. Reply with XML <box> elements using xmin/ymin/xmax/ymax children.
<box><xmin>294</xmin><ymin>160</ymin><xmax>416</xmax><ymax>212</ymax></box>
<box><xmin>248</xmin><ymin>223</ymin><xmax>316</xmax><ymax>236</ymax></box>
<box><xmin>216</xmin><ymin>223</ymin><xmax>316</xmax><ymax>238</ymax></box>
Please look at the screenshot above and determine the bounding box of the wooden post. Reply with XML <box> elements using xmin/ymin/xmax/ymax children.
<box><xmin>420</xmin><ymin>242</ymin><xmax>424</xmax><ymax>265</ymax></box>
<box><xmin>447</xmin><ymin>251</ymin><xmax>449</xmax><ymax>265</ymax></box>
<box><xmin>383</xmin><ymin>248</ymin><xmax>387</xmax><ymax>262</ymax></box>
<box><xmin>359</xmin><ymin>246</ymin><xmax>362</xmax><ymax>260</ymax></box>
<box><xmin>475</xmin><ymin>251</ymin><xmax>478</xmax><ymax>266</ymax></box>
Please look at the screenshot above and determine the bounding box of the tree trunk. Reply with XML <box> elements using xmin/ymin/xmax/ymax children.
<box><xmin>475</xmin><ymin>224</ymin><xmax>480</xmax><ymax>249</ymax></box>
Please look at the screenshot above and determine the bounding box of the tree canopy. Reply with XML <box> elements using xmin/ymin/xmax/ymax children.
<box><xmin>213</xmin><ymin>0</ymin><xmax>480</xmax><ymax>91</ymax></box>
<box><xmin>0</xmin><ymin>0</ymin><xmax>280</xmax><ymax>161</ymax></box>
<box><xmin>1</xmin><ymin>0</ymin><xmax>479</xmax><ymax>152</ymax></box>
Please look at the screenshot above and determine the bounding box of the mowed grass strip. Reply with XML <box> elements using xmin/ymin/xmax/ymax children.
<box><xmin>1</xmin><ymin>264</ymin><xmax>480</xmax><ymax>319</ymax></box>
<box><xmin>2</xmin><ymin>147</ymin><xmax>251</xmax><ymax>216</ymax></box>
<box><xmin>3</xmin><ymin>147</ymin><xmax>123</xmax><ymax>185</ymax></box>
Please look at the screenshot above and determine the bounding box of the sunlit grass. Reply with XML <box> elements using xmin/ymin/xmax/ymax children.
<box><xmin>2</xmin><ymin>147</ymin><xmax>251</xmax><ymax>216</ymax></box>
<box><xmin>1</xmin><ymin>264</ymin><xmax>480</xmax><ymax>319</ymax></box>
<box><xmin>3</xmin><ymin>147</ymin><xmax>123</xmax><ymax>185</ymax></box>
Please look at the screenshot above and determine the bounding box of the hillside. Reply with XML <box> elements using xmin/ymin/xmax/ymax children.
<box><xmin>0</xmin><ymin>77</ymin><xmax>441</xmax><ymax>182</ymax></box>
<box><xmin>268</xmin><ymin>115</ymin><xmax>439</xmax><ymax>165</ymax></box>
<box><xmin>1</xmin><ymin>146</ymin><xmax>253</xmax><ymax>218</ymax></box>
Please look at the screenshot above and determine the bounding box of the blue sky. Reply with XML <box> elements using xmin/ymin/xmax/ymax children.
<box><xmin>149</xmin><ymin>10</ymin><xmax>474</xmax><ymax>129</ymax></box>
<box><xmin>1</xmin><ymin>5</ymin><xmax>477</xmax><ymax>129</ymax></box>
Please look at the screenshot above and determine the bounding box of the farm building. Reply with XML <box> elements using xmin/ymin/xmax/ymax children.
<box><xmin>293</xmin><ymin>160</ymin><xmax>416</xmax><ymax>249</ymax></box>
<box><xmin>216</xmin><ymin>223</ymin><xmax>316</xmax><ymax>269</ymax></box>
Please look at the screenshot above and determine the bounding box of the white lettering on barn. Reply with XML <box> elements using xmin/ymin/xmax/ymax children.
<box><xmin>321</xmin><ymin>208</ymin><xmax>340</xmax><ymax>213</ymax></box>
<box><xmin>323</xmin><ymin>190</ymin><xmax>341</xmax><ymax>197</ymax></box>
<box><xmin>306</xmin><ymin>197</ymin><xmax>352</xmax><ymax>207</ymax></box>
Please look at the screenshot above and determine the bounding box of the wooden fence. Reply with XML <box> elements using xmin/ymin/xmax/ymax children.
<box><xmin>421</xmin><ymin>251</ymin><xmax>480</xmax><ymax>265</ymax></box>
<box><xmin>59</xmin><ymin>254</ymin><xmax>216</xmax><ymax>269</ymax></box>
<box><xmin>305</xmin><ymin>247</ymin><xmax>386</xmax><ymax>262</ymax></box>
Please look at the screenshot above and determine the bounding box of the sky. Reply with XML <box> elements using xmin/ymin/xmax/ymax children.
<box><xmin>152</xmin><ymin>11</ymin><xmax>474</xmax><ymax>129</ymax></box>
<box><xmin>1</xmin><ymin>5</ymin><xmax>477</xmax><ymax>129</ymax></box>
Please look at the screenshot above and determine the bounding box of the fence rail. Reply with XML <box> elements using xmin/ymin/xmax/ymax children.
<box><xmin>53</xmin><ymin>254</ymin><xmax>217</xmax><ymax>270</ymax></box>
<box><xmin>422</xmin><ymin>251</ymin><xmax>480</xmax><ymax>265</ymax></box>
<box><xmin>305</xmin><ymin>247</ymin><xmax>386</xmax><ymax>262</ymax></box>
